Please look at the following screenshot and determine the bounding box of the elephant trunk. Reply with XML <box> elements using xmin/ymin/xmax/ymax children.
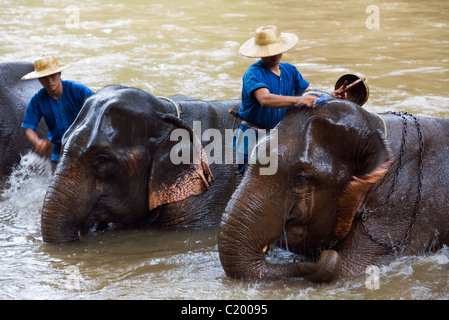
<box><xmin>41</xmin><ymin>161</ymin><xmax>95</xmax><ymax>243</ymax></box>
<box><xmin>218</xmin><ymin>176</ymin><xmax>341</xmax><ymax>282</ymax></box>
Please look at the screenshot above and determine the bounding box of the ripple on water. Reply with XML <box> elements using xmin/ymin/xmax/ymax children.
<box><xmin>2</xmin><ymin>127</ymin><xmax>449</xmax><ymax>299</ymax></box>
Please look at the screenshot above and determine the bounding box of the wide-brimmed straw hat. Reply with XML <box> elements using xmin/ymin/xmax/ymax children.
<box><xmin>21</xmin><ymin>55</ymin><xmax>72</xmax><ymax>80</ymax></box>
<box><xmin>239</xmin><ymin>25</ymin><xmax>298</xmax><ymax>58</ymax></box>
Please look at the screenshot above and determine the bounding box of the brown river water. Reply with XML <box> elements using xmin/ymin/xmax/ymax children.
<box><xmin>1</xmin><ymin>0</ymin><xmax>448</xmax><ymax>300</ymax></box>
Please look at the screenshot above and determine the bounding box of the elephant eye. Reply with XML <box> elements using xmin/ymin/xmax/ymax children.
<box><xmin>94</xmin><ymin>154</ymin><xmax>116</xmax><ymax>176</ymax></box>
<box><xmin>96</xmin><ymin>156</ymin><xmax>109</xmax><ymax>165</ymax></box>
<box><xmin>294</xmin><ymin>175</ymin><xmax>308</xmax><ymax>194</ymax></box>
<box><xmin>297</xmin><ymin>176</ymin><xmax>307</xmax><ymax>184</ymax></box>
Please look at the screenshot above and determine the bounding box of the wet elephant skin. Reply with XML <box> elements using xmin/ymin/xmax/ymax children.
<box><xmin>0</xmin><ymin>62</ymin><xmax>47</xmax><ymax>178</ymax></box>
<box><xmin>218</xmin><ymin>97</ymin><xmax>449</xmax><ymax>283</ymax></box>
<box><xmin>41</xmin><ymin>85</ymin><xmax>241</xmax><ymax>243</ymax></box>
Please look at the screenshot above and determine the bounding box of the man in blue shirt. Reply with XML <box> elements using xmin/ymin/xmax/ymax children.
<box><xmin>21</xmin><ymin>55</ymin><xmax>94</xmax><ymax>170</ymax></box>
<box><xmin>235</xmin><ymin>25</ymin><xmax>317</xmax><ymax>173</ymax></box>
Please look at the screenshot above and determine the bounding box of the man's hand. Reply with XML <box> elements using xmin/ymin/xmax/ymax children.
<box><xmin>35</xmin><ymin>138</ymin><xmax>51</xmax><ymax>157</ymax></box>
<box><xmin>254</xmin><ymin>88</ymin><xmax>319</xmax><ymax>109</ymax></box>
<box><xmin>296</xmin><ymin>95</ymin><xmax>318</xmax><ymax>107</ymax></box>
<box><xmin>331</xmin><ymin>90</ymin><xmax>348</xmax><ymax>100</ymax></box>
<box><xmin>25</xmin><ymin>128</ymin><xmax>51</xmax><ymax>158</ymax></box>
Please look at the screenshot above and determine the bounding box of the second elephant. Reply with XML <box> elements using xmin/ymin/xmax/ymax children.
<box><xmin>218</xmin><ymin>95</ymin><xmax>449</xmax><ymax>283</ymax></box>
<box><xmin>0</xmin><ymin>61</ymin><xmax>47</xmax><ymax>178</ymax></box>
<box><xmin>41</xmin><ymin>85</ymin><xmax>242</xmax><ymax>243</ymax></box>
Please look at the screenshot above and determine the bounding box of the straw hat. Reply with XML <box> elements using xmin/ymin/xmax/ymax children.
<box><xmin>239</xmin><ymin>25</ymin><xmax>298</xmax><ymax>58</ymax></box>
<box><xmin>21</xmin><ymin>55</ymin><xmax>72</xmax><ymax>80</ymax></box>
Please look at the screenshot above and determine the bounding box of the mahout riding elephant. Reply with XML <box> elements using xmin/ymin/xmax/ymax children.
<box><xmin>41</xmin><ymin>85</ymin><xmax>242</xmax><ymax>243</ymax></box>
<box><xmin>0</xmin><ymin>62</ymin><xmax>47</xmax><ymax>178</ymax></box>
<box><xmin>218</xmin><ymin>93</ymin><xmax>449</xmax><ymax>283</ymax></box>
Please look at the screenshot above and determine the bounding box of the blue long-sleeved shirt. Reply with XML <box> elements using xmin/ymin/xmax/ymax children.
<box><xmin>22</xmin><ymin>80</ymin><xmax>94</xmax><ymax>161</ymax></box>
<box><xmin>238</xmin><ymin>60</ymin><xmax>310</xmax><ymax>129</ymax></box>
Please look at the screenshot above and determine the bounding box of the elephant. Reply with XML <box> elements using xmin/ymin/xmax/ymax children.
<box><xmin>41</xmin><ymin>85</ymin><xmax>242</xmax><ymax>243</ymax></box>
<box><xmin>218</xmin><ymin>93</ymin><xmax>449</xmax><ymax>283</ymax></box>
<box><xmin>0</xmin><ymin>61</ymin><xmax>47</xmax><ymax>178</ymax></box>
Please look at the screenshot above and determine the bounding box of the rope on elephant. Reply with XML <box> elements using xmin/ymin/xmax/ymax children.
<box><xmin>157</xmin><ymin>96</ymin><xmax>181</xmax><ymax>118</ymax></box>
<box><xmin>357</xmin><ymin>111</ymin><xmax>424</xmax><ymax>251</ymax></box>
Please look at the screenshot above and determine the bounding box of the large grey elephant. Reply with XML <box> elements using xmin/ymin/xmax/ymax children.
<box><xmin>218</xmin><ymin>94</ymin><xmax>449</xmax><ymax>283</ymax></box>
<box><xmin>41</xmin><ymin>85</ymin><xmax>242</xmax><ymax>243</ymax></box>
<box><xmin>0</xmin><ymin>62</ymin><xmax>47</xmax><ymax>178</ymax></box>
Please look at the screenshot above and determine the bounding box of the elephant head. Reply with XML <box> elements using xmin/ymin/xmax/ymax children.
<box><xmin>41</xmin><ymin>86</ymin><xmax>212</xmax><ymax>243</ymax></box>
<box><xmin>218</xmin><ymin>98</ymin><xmax>392</xmax><ymax>282</ymax></box>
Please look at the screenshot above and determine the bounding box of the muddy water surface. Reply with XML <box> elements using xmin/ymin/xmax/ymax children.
<box><xmin>1</xmin><ymin>0</ymin><xmax>448</xmax><ymax>299</ymax></box>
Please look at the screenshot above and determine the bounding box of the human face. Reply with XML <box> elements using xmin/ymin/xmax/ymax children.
<box><xmin>261</xmin><ymin>53</ymin><xmax>283</xmax><ymax>69</ymax></box>
<box><xmin>38</xmin><ymin>72</ymin><xmax>62</xmax><ymax>96</ymax></box>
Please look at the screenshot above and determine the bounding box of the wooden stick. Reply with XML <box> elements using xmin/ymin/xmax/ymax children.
<box><xmin>337</xmin><ymin>78</ymin><xmax>363</xmax><ymax>94</ymax></box>
<box><xmin>228</xmin><ymin>108</ymin><xmax>240</xmax><ymax>119</ymax></box>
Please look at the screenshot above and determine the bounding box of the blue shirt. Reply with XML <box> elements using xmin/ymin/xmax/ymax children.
<box><xmin>239</xmin><ymin>60</ymin><xmax>310</xmax><ymax>129</ymax></box>
<box><xmin>22</xmin><ymin>80</ymin><xmax>94</xmax><ymax>161</ymax></box>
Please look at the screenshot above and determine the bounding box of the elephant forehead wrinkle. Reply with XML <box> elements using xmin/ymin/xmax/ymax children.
<box><xmin>84</xmin><ymin>117</ymin><xmax>119</xmax><ymax>150</ymax></box>
<box><xmin>125</xmin><ymin>149</ymin><xmax>144</xmax><ymax>173</ymax></box>
<box><xmin>100</xmin><ymin>117</ymin><xmax>118</xmax><ymax>139</ymax></box>
<box><xmin>297</xmin><ymin>187</ymin><xmax>315</xmax><ymax>221</ymax></box>
<box><xmin>63</xmin><ymin>117</ymin><xmax>91</xmax><ymax>148</ymax></box>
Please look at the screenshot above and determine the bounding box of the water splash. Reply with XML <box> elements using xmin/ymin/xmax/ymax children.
<box><xmin>0</xmin><ymin>151</ymin><xmax>52</xmax><ymax>242</ymax></box>
<box><xmin>1</xmin><ymin>151</ymin><xmax>52</xmax><ymax>204</ymax></box>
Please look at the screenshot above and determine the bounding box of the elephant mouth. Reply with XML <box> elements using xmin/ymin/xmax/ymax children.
<box><xmin>271</xmin><ymin>206</ymin><xmax>334</xmax><ymax>259</ymax></box>
<box><xmin>69</xmin><ymin>199</ymin><xmax>112</xmax><ymax>240</ymax></box>
<box><xmin>78</xmin><ymin>209</ymin><xmax>99</xmax><ymax>238</ymax></box>
<box><xmin>271</xmin><ymin>229</ymin><xmax>319</xmax><ymax>260</ymax></box>
<box><xmin>80</xmin><ymin>197</ymin><xmax>156</xmax><ymax>237</ymax></box>
<box><xmin>266</xmin><ymin>227</ymin><xmax>334</xmax><ymax>269</ymax></box>
<box><xmin>264</xmin><ymin>243</ymin><xmax>306</xmax><ymax>264</ymax></box>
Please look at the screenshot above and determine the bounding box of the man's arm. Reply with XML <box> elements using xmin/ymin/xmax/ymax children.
<box><xmin>25</xmin><ymin>128</ymin><xmax>51</xmax><ymax>157</ymax></box>
<box><xmin>253</xmin><ymin>87</ymin><xmax>317</xmax><ymax>108</ymax></box>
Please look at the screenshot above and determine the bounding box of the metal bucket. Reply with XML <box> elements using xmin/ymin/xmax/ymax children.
<box><xmin>334</xmin><ymin>73</ymin><xmax>369</xmax><ymax>106</ymax></box>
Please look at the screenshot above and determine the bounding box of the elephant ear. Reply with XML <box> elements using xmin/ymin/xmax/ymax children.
<box><xmin>334</xmin><ymin>130</ymin><xmax>392</xmax><ymax>239</ymax></box>
<box><xmin>148</xmin><ymin>114</ymin><xmax>213</xmax><ymax>211</ymax></box>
